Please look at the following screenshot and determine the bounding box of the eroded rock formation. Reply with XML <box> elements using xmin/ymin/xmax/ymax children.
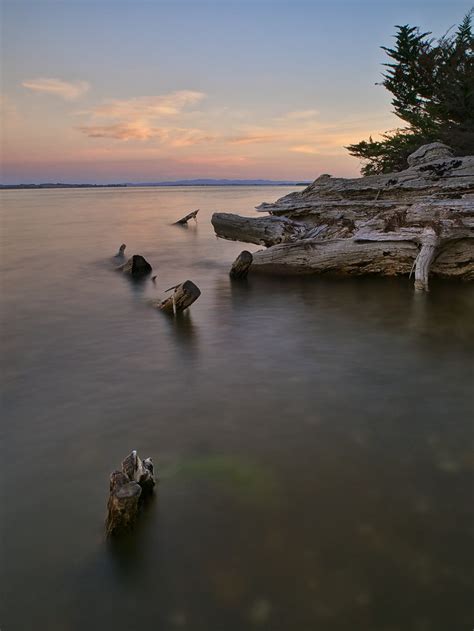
<box><xmin>212</xmin><ymin>144</ymin><xmax>473</xmax><ymax>291</ymax></box>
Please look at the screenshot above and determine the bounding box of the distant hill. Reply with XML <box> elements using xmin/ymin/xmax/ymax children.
<box><xmin>1</xmin><ymin>179</ymin><xmax>310</xmax><ymax>190</ymax></box>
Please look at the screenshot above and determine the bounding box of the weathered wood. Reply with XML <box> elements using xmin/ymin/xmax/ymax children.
<box><xmin>211</xmin><ymin>144</ymin><xmax>474</xmax><ymax>290</ymax></box>
<box><xmin>105</xmin><ymin>450</ymin><xmax>156</xmax><ymax>536</ymax></box>
<box><xmin>106</xmin><ymin>471</ymin><xmax>142</xmax><ymax>536</ymax></box>
<box><xmin>252</xmin><ymin>238</ymin><xmax>418</xmax><ymax>276</ymax></box>
<box><xmin>414</xmin><ymin>228</ymin><xmax>439</xmax><ymax>292</ymax></box>
<box><xmin>159</xmin><ymin>280</ymin><xmax>201</xmax><ymax>314</ymax></box>
<box><xmin>212</xmin><ymin>213</ymin><xmax>306</xmax><ymax>246</ymax></box>
<box><xmin>122</xmin><ymin>450</ymin><xmax>156</xmax><ymax>493</ymax></box>
<box><xmin>116</xmin><ymin>254</ymin><xmax>152</xmax><ymax>278</ymax></box>
<box><xmin>230</xmin><ymin>250</ymin><xmax>253</xmax><ymax>279</ymax></box>
<box><xmin>175</xmin><ymin>209</ymin><xmax>199</xmax><ymax>225</ymax></box>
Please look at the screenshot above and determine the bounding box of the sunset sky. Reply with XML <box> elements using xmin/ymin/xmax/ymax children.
<box><xmin>1</xmin><ymin>0</ymin><xmax>470</xmax><ymax>183</ymax></box>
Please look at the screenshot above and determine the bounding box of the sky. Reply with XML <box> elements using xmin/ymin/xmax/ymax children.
<box><xmin>1</xmin><ymin>0</ymin><xmax>471</xmax><ymax>183</ymax></box>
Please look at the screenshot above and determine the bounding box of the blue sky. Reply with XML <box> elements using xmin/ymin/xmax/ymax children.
<box><xmin>1</xmin><ymin>0</ymin><xmax>471</xmax><ymax>182</ymax></box>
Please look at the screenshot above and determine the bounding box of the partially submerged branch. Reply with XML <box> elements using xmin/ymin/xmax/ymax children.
<box><xmin>175</xmin><ymin>209</ymin><xmax>199</xmax><ymax>225</ymax></box>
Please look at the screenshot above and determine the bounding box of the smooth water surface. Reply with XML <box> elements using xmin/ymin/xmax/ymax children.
<box><xmin>1</xmin><ymin>186</ymin><xmax>473</xmax><ymax>631</ymax></box>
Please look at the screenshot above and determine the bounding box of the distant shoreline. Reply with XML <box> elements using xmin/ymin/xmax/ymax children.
<box><xmin>0</xmin><ymin>180</ymin><xmax>310</xmax><ymax>190</ymax></box>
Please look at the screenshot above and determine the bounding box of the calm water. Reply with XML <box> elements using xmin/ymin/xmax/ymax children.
<box><xmin>1</xmin><ymin>186</ymin><xmax>473</xmax><ymax>631</ymax></box>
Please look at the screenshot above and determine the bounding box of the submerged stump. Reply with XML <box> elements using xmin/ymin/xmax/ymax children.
<box><xmin>106</xmin><ymin>450</ymin><xmax>156</xmax><ymax>536</ymax></box>
<box><xmin>117</xmin><ymin>254</ymin><xmax>152</xmax><ymax>278</ymax></box>
<box><xmin>159</xmin><ymin>280</ymin><xmax>201</xmax><ymax>314</ymax></box>
<box><xmin>230</xmin><ymin>250</ymin><xmax>253</xmax><ymax>279</ymax></box>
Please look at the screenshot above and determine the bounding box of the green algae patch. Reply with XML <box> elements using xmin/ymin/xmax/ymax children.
<box><xmin>161</xmin><ymin>455</ymin><xmax>277</xmax><ymax>503</ymax></box>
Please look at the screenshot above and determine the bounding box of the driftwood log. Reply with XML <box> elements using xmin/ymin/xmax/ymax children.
<box><xmin>106</xmin><ymin>450</ymin><xmax>155</xmax><ymax>536</ymax></box>
<box><xmin>212</xmin><ymin>143</ymin><xmax>473</xmax><ymax>291</ymax></box>
<box><xmin>158</xmin><ymin>280</ymin><xmax>201</xmax><ymax>314</ymax></box>
<box><xmin>230</xmin><ymin>250</ymin><xmax>253</xmax><ymax>279</ymax></box>
<box><xmin>116</xmin><ymin>254</ymin><xmax>152</xmax><ymax>278</ymax></box>
<box><xmin>175</xmin><ymin>209</ymin><xmax>199</xmax><ymax>225</ymax></box>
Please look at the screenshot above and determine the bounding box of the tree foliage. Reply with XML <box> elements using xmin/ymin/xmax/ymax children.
<box><xmin>347</xmin><ymin>12</ymin><xmax>474</xmax><ymax>175</ymax></box>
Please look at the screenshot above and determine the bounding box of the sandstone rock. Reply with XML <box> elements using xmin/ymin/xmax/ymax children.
<box><xmin>407</xmin><ymin>142</ymin><xmax>454</xmax><ymax>167</ymax></box>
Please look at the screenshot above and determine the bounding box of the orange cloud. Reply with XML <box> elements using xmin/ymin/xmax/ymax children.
<box><xmin>290</xmin><ymin>145</ymin><xmax>320</xmax><ymax>154</ymax></box>
<box><xmin>82</xmin><ymin>91</ymin><xmax>206</xmax><ymax>119</ymax></box>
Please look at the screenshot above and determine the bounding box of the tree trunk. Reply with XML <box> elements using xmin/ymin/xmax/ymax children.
<box><xmin>106</xmin><ymin>471</ymin><xmax>142</xmax><ymax>536</ymax></box>
<box><xmin>212</xmin><ymin>213</ymin><xmax>306</xmax><ymax>246</ymax></box>
<box><xmin>414</xmin><ymin>228</ymin><xmax>439</xmax><ymax>292</ymax></box>
<box><xmin>230</xmin><ymin>250</ymin><xmax>253</xmax><ymax>279</ymax></box>
<box><xmin>159</xmin><ymin>280</ymin><xmax>201</xmax><ymax>314</ymax></box>
<box><xmin>105</xmin><ymin>451</ymin><xmax>156</xmax><ymax>536</ymax></box>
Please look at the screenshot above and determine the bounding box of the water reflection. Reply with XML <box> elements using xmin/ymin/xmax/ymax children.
<box><xmin>161</xmin><ymin>311</ymin><xmax>199</xmax><ymax>358</ymax></box>
<box><xmin>1</xmin><ymin>187</ymin><xmax>473</xmax><ymax>631</ymax></box>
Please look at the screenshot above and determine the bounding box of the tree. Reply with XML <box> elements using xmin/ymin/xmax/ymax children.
<box><xmin>347</xmin><ymin>12</ymin><xmax>474</xmax><ymax>175</ymax></box>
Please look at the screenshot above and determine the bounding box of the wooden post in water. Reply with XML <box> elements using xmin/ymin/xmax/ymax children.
<box><xmin>116</xmin><ymin>254</ymin><xmax>152</xmax><ymax>278</ymax></box>
<box><xmin>159</xmin><ymin>280</ymin><xmax>201</xmax><ymax>314</ymax></box>
<box><xmin>230</xmin><ymin>250</ymin><xmax>253</xmax><ymax>279</ymax></box>
<box><xmin>106</xmin><ymin>471</ymin><xmax>142</xmax><ymax>536</ymax></box>
<box><xmin>174</xmin><ymin>209</ymin><xmax>199</xmax><ymax>225</ymax></box>
<box><xmin>105</xmin><ymin>450</ymin><xmax>156</xmax><ymax>536</ymax></box>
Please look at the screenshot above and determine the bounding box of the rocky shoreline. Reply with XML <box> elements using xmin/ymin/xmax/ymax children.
<box><xmin>212</xmin><ymin>143</ymin><xmax>474</xmax><ymax>291</ymax></box>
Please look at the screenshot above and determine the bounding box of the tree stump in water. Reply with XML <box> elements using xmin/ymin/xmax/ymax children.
<box><xmin>117</xmin><ymin>254</ymin><xmax>152</xmax><ymax>278</ymax></box>
<box><xmin>174</xmin><ymin>209</ymin><xmax>199</xmax><ymax>225</ymax></box>
<box><xmin>106</xmin><ymin>472</ymin><xmax>142</xmax><ymax>536</ymax></box>
<box><xmin>105</xmin><ymin>451</ymin><xmax>155</xmax><ymax>536</ymax></box>
<box><xmin>159</xmin><ymin>280</ymin><xmax>201</xmax><ymax>314</ymax></box>
<box><xmin>230</xmin><ymin>250</ymin><xmax>253</xmax><ymax>279</ymax></box>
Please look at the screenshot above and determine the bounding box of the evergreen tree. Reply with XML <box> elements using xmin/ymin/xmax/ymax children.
<box><xmin>347</xmin><ymin>12</ymin><xmax>474</xmax><ymax>175</ymax></box>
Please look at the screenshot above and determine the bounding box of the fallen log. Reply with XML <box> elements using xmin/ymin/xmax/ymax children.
<box><xmin>159</xmin><ymin>280</ymin><xmax>201</xmax><ymax>314</ymax></box>
<box><xmin>211</xmin><ymin>144</ymin><xmax>474</xmax><ymax>290</ymax></box>
<box><xmin>106</xmin><ymin>450</ymin><xmax>155</xmax><ymax>536</ymax></box>
<box><xmin>175</xmin><ymin>209</ymin><xmax>199</xmax><ymax>225</ymax></box>
<box><xmin>251</xmin><ymin>238</ymin><xmax>417</xmax><ymax>275</ymax></box>
<box><xmin>212</xmin><ymin>213</ymin><xmax>306</xmax><ymax>246</ymax></box>
<box><xmin>230</xmin><ymin>250</ymin><xmax>253</xmax><ymax>279</ymax></box>
<box><xmin>116</xmin><ymin>254</ymin><xmax>152</xmax><ymax>278</ymax></box>
<box><xmin>249</xmin><ymin>236</ymin><xmax>473</xmax><ymax>280</ymax></box>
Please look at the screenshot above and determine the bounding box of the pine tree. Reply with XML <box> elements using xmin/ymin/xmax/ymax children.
<box><xmin>347</xmin><ymin>12</ymin><xmax>474</xmax><ymax>175</ymax></box>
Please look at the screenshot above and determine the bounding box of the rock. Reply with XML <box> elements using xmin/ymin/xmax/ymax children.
<box><xmin>211</xmin><ymin>144</ymin><xmax>474</xmax><ymax>291</ymax></box>
<box><xmin>407</xmin><ymin>142</ymin><xmax>454</xmax><ymax>167</ymax></box>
